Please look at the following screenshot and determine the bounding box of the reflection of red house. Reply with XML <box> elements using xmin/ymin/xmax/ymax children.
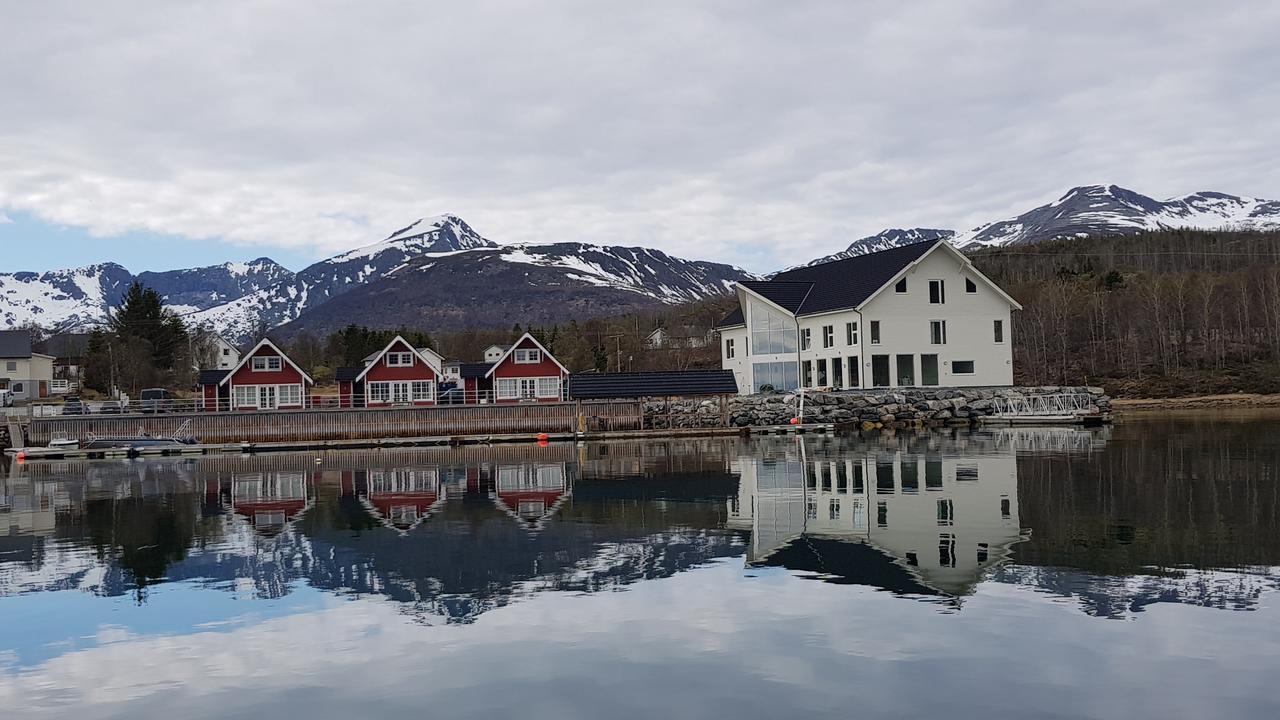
<box><xmin>199</xmin><ymin>338</ymin><xmax>313</xmax><ymax>412</ymax></box>
<box><xmin>491</xmin><ymin>462</ymin><xmax>571</xmax><ymax>530</ymax></box>
<box><xmin>485</xmin><ymin>334</ymin><xmax>569</xmax><ymax>403</ymax></box>
<box><xmin>335</xmin><ymin>336</ymin><xmax>443</xmax><ymax>408</ymax></box>
<box><xmin>364</xmin><ymin>468</ymin><xmax>444</xmax><ymax>531</ymax></box>
<box><xmin>229</xmin><ymin>471</ymin><xmax>313</xmax><ymax>536</ymax></box>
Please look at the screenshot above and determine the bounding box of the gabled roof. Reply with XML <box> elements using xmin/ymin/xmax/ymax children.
<box><xmin>721</xmin><ymin>238</ymin><xmax>1021</xmax><ymax>320</ymax></box>
<box><xmin>568</xmin><ymin>370</ymin><xmax>738</xmax><ymax>399</ymax></box>
<box><xmin>766</xmin><ymin>239</ymin><xmax>937</xmax><ymax>315</ymax></box>
<box><xmin>354</xmin><ymin>335</ymin><xmax>442</xmax><ymax>382</ymax></box>
<box><xmin>198</xmin><ymin>369</ymin><xmax>229</xmax><ymax>386</ymax></box>
<box><xmin>217</xmin><ymin>338</ymin><xmax>314</xmax><ymax>386</ymax></box>
<box><xmin>0</xmin><ymin>330</ymin><xmax>33</xmax><ymax>358</ymax></box>
<box><xmin>484</xmin><ymin>333</ymin><xmax>570</xmax><ymax>378</ymax></box>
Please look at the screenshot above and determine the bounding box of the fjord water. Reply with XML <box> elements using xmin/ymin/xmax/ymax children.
<box><xmin>1</xmin><ymin>414</ymin><xmax>1278</xmax><ymax>719</ymax></box>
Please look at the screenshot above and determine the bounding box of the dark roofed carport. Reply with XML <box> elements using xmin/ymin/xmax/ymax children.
<box><xmin>568</xmin><ymin>370</ymin><xmax>738</xmax><ymax>400</ymax></box>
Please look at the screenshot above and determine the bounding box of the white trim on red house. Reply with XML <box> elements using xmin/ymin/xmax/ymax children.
<box><xmin>484</xmin><ymin>333</ymin><xmax>570</xmax><ymax>378</ymax></box>
<box><xmin>354</xmin><ymin>335</ymin><xmax>443</xmax><ymax>383</ymax></box>
<box><xmin>217</xmin><ymin>338</ymin><xmax>314</xmax><ymax>386</ymax></box>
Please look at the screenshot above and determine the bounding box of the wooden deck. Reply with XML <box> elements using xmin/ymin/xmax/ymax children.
<box><xmin>22</xmin><ymin>400</ymin><xmax>644</xmax><ymax>447</ymax></box>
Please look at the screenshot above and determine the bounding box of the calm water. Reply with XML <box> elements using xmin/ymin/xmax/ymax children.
<box><xmin>2</xmin><ymin>413</ymin><xmax>1279</xmax><ymax>719</ymax></box>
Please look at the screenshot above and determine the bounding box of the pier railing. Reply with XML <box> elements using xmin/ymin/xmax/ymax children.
<box><xmin>24</xmin><ymin>400</ymin><xmax>644</xmax><ymax>446</ymax></box>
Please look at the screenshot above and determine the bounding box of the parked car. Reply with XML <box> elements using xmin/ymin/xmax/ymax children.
<box><xmin>99</xmin><ymin>400</ymin><xmax>124</xmax><ymax>415</ymax></box>
<box><xmin>138</xmin><ymin>388</ymin><xmax>174</xmax><ymax>414</ymax></box>
<box><xmin>61</xmin><ymin>396</ymin><xmax>90</xmax><ymax>415</ymax></box>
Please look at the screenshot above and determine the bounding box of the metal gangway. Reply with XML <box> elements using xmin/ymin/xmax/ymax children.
<box><xmin>988</xmin><ymin>394</ymin><xmax>1098</xmax><ymax>423</ymax></box>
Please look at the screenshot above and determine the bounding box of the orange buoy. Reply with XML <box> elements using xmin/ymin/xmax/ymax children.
<box><xmin>15</xmin><ymin>451</ymin><xmax>26</xmax><ymax>464</ymax></box>
<box><xmin>536</xmin><ymin>432</ymin><xmax>549</xmax><ymax>443</ymax></box>
<box><xmin>790</xmin><ymin>417</ymin><xmax>801</xmax><ymax>425</ymax></box>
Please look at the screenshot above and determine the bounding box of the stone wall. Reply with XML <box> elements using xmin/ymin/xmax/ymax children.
<box><xmin>645</xmin><ymin>387</ymin><xmax>1111</xmax><ymax>429</ymax></box>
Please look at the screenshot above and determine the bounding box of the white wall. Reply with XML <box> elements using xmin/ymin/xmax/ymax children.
<box><xmin>0</xmin><ymin>355</ymin><xmax>54</xmax><ymax>400</ymax></box>
<box><xmin>719</xmin><ymin>326</ymin><xmax>750</xmax><ymax>394</ymax></box>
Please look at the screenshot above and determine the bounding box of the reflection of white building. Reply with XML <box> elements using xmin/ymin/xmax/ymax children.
<box><xmin>490</xmin><ymin>462</ymin><xmax>571</xmax><ymax>530</ymax></box>
<box><xmin>730</xmin><ymin>441</ymin><xmax>1024</xmax><ymax>596</ymax></box>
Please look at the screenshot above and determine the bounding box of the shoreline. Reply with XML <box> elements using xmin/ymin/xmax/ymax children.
<box><xmin>1110</xmin><ymin>393</ymin><xmax>1280</xmax><ymax>411</ymax></box>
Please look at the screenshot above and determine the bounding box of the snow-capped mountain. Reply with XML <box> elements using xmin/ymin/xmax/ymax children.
<box><xmin>136</xmin><ymin>258</ymin><xmax>293</xmax><ymax>315</ymax></box>
<box><xmin>804</xmin><ymin>185</ymin><xmax>1280</xmax><ymax>264</ymax></box>
<box><xmin>273</xmin><ymin>241</ymin><xmax>755</xmax><ymax>339</ymax></box>
<box><xmin>188</xmin><ymin>214</ymin><xmax>499</xmax><ymax>340</ymax></box>
<box><xmin>0</xmin><ymin>262</ymin><xmax>134</xmax><ymax>330</ymax></box>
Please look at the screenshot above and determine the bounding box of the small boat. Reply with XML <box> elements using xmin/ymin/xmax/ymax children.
<box><xmin>47</xmin><ymin>431</ymin><xmax>80</xmax><ymax>450</ymax></box>
<box><xmin>81</xmin><ymin>420</ymin><xmax>199</xmax><ymax>450</ymax></box>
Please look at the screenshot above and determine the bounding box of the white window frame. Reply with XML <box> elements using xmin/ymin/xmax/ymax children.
<box><xmin>367</xmin><ymin>381</ymin><xmax>391</xmax><ymax>404</ymax></box>
<box><xmin>800</xmin><ymin>328</ymin><xmax>812</xmax><ymax>351</ymax></box>
<box><xmin>930</xmin><ymin>320</ymin><xmax>947</xmax><ymax>345</ymax></box>
<box><xmin>821</xmin><ymin>325</ymin><xmax>834</xmax><ymax>349</ymax></box>
<box><xmin>845</xmin><ymin>322</ymin><xmax>858</xmax><ymax>346</ymax></box>
<box><xmin>385</xmin><ymin>352</ymin><xmax>414</xmax><ymax>367</ymax></box>
<box><xmin>952</xmin><ymin>360</ymin><xmax>976</xmax><ymax>375</ymax></box>
<box><xmin>965</xmin><ymin>277</ymin><xmax>978</xmax><ymax>294</ymax></box>
<box><xmin>929</xmin><ymin>279</ymin><xmax>945</xmax><ymax>305</ymax></box>
<box><xmin>993</xmin><ymin>319</ymin><xmax>1005</xmax><ymax>344</ymax></box>
<box><xmin>411</xmin><ymin>380</ymin><xmax>434</xmax><ymax>402</ymax></box>
<box><xmin>251</xmin><ymin>356</ymin><xmax>283</xmax><ymax>372</ymax></box>
<box><xmin>513</xmin><ymin>348</ymin><xmax>542</xmax><ymax>364</ymax></box>
<box><xmin>725</xmin><ymin>338</ymin><xmax>735</xmax><ymax>359</ymax></box>
<box><xmin>277</xmin><ymin>383</ymin><xmax>302</xmax><ymax>407</ymax></box>
<box><xmin>233</xmin><ymin>385</ymin><xmax>256</xmax><ymax>408</ymax></box>
<box><xmin>869</xmin><ymin>321</ymin><xmax>881</xmax><ymax>345</ymax></box>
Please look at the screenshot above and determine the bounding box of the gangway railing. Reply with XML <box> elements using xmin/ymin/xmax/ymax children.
<box><xmin>989</xmin><ymin>394</ymin><xmax>1096</xmax><ymax>419</ymax></box>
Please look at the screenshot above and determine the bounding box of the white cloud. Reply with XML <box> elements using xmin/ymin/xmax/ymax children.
<box><xmin>1</xmin><ymin>0</ymin><xmax>1278</xmax><ymax>272</ymax></box>
<box><xmin>0</xmin><ymin>211</ymin><xmax>11</xmax><ymax>224</ymax></box>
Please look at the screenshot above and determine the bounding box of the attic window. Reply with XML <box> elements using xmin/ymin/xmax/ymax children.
<box><xmin>386</xmin><ymin>352</ymin><xmax>414</xmax><ymax>367</ymax></box>
<box><xmin>894</xmin><ymin>278</ymin><xmax>907</xmax><ymax>293</ymax></box>
<box><xmin>251</xmin><ymin>356</ymin><xmax>283</xmax><ymax>372</ymax></box>
<box><xmin>514</xmin><ymin>349</ymin><xmax>541</xmax><ymax>364</ymax></box>
<box><xmin>965</xmin><ymin>278</ymin><xmax>977</xmax><ymax>293</ymax></box>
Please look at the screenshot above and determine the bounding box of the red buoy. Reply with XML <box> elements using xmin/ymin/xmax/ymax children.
<box><xmin>790</xmin><ymin>417</ymin><xmax>801</xmax><ymax>425</ymax></box>
<box><xmin>536</xmin><ymin>432</ymin><xmax>549</xmax><ymax>442</ymax></box>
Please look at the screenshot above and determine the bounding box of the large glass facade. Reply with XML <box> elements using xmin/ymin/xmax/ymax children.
<box><xmin>752</xmin><ymin>361</ymin><xmax>798</xmax><ymax>393</ymax></box>
<box><xmin>749</xmin><ymin>299</ymin><xmax>797</xmax><ymax>355</ymax></box>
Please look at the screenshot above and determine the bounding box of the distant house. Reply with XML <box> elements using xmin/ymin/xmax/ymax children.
<box><xmin>212</xmin><ymin>335</ymin><xmax>241</xmax><ymax>370</ymax></box>
<box><xmin>34</xmin><ymin>332</ymin><xmax>90</xmax><ymax>393</ymax></box>
<box><xmin>336</xmin><ymin>335</ymin><xmax>443</xmax><ymax>407</ymax></box>
<box><xmin>645</xmin><ymin>325</ymin><xmax>710</xmax><ymax>350</ymax></box>
<box><xmin>717</xmin><ymin>238</ymin><xmax>1021</xmax><ymax>393</ymax></box>
<box><xmin>0</xmin><ymin>330</ymin><xmax>55</xmax><ymax>401</ymax></box>
<box><xmin>486</xmin><ymin>334</ymin><xmax>569</xmax><ymax>403</ymax></box>
<box><xmin>483</xmin><ymin>344</ymin><xmax>508</xmax><ymax>363</ymax></box>
<box><xmin>198</xmin><ymin>338</ymin><xmax>313</xmax><ymax>411</ymax></box>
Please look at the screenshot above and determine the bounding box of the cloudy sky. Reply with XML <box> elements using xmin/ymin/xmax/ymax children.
<box><xmin>2</xmin><ymin>0</ymin><xmax>1278</xmax><ymax>274</ymax></box>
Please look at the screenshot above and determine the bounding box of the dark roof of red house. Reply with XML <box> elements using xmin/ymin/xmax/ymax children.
<box><xmin>568</xmin><ymin>370</ymin><xmax>738</xmax><ymax>399</ymax></box>
<box><xmin>198</xmin><ymin>369</ymin><xmax>229</xmax><ymax>385</ymax></box>
<box><xmin>335</xmin><ymin>367</ymin><xmax>362</xmax><ymax>382</ymax></box>
<box><xmin>460</xmin><ymin>362</ymin><xmax>494</xmax><ymax>379</ymax></box>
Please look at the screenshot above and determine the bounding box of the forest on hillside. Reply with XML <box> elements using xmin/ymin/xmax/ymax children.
<box><xmin>972</xmin><ymin>230</ymin><xmax>1280</xmax><ymax>395</ymax></box>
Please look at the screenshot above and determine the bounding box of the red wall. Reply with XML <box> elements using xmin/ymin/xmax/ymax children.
<box><xmin>229</xmin><ymin>346</ymin><xmax>305</xmax><ymax>387</ymax></box>
<box><xmin>363</xmin><ymin>340</ymin><xmax>439</xmax><ymax>383</ymax></box>
<box><xmin>491</xmin><ymin>338</ymin><xmax>564</xmax><ymax>380</ymax></box>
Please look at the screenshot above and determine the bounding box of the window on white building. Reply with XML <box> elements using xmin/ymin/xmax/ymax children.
<box><xmin>870</xmin><ymin>321</ymin><xmax>881</xmax><ymax>344</ymax></box>
<box><xmin>800</xmin><ymin>328</ymin><xmax>812</xmax><ymax>351</ymax></box>
<box><xmin>929</xmin><ymin>279</ymin><xmax>945</xmax><ymax>304</ymax></box>
<box><xmin>822</xmin><ymin>325</ymin><xmax>834</xmax><ymax>348</ymax></box>
<box><xmin>894</xmin><ymin>278</ymin><xmax>907</xmax><ymax>293</ymax></box>
<box><xmin>752</xmin><ymin>361</ymin><xmax>798</xmax><ymax>393</ymax></box>
<box><xmin>801</xmin><ymin>360</ymin><xmax>813</xmax><ymax>388</ymax></box>
<box><xmin>930</xmin><ymin>320</ymin><xmax>947</xmax><ymax>345</ymax></box>
<box><xmin>725</xmin><ymin>338</ymin><xmax>735</xmax><ymax>359</ymax></box>
<box><xmin>845</xmin><ymin>322</ymin><xmax>858</xmax><ymax>345</ymax></box>
<box><xmin>966</xmin><ymin>277</ymin><xmax>977</xmax><ymax>293</ymax></box>
<box><xmin>514</xmin><ymin>348</ymin><xmax>542</xmax><ymax>364</ymax></box>
<box><xmin>749</xmin><ymin>299</ymin><xmax>797</xmax><ymax>354</ymax></box>
<box><xmin>952</xmin><ymin>360</ymin><xmax>976</xmax><ymax>375</ymax></box>
<box><xmin>994</xmin><ymin>319</ymin><xmax>1004</xmax><ymax>343</ymax></box>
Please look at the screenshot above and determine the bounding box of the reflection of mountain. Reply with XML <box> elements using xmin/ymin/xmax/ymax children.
<box><xmin>0</xmin><ymin>443</ymin><xmax>744</xmax><ymax>623</ymax></box>
<box><xmin>3</xmin><ymin>425</ymin><xmax>1279</xmax><ymax>620</ymax></box>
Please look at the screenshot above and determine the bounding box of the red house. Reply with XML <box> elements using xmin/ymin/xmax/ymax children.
<box><xmin>199</xmin><ymin>338</ymin><xmax>313</xmax><ymax>411</ymax></box>
<box><xmin>335</xmin><ymin>335</ymin><xmax>442</xmax><ymax>408</ymax></box>
<box><xmin>483</xmin><ymin>333</ymin><xmax>569</xmax><ymax>403</ymax></box>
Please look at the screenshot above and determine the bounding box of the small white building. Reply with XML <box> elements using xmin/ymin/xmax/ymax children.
<box><xmin>483</xmin><ymin>344</ymin><xmax>509</xmax><ymax>363</ymax></box>
<box><xmin>213</xmin><ymin>335</ymin><xmax>242</xmax><ymax>370</ymax></box>
<box><xmin>717</xmin><ymin>239</ymin><xmax>1021</xmax><ymax>393</ymax></box>
<box><xmin>0</xmin><ymin>330</ymin><xmax>56</xmax><ymax>401</ymax></box>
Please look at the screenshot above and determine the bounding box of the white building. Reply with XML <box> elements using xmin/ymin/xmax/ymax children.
<box><xmin>717</xmin><ymin>239</ymin><xmax>1021</xmax><ymax>393</ymax></box>
<box><xmin>0</xmin><ymin>330</ymin><xmax>55</xmax><ymax>401</ymax></box>
<box><xmin>213</xmin><ymin>335</ymin><xmax>241</xmax><ymax>370</ymax></box>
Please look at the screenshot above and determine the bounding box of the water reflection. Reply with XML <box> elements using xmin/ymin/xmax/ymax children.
<box><xmin>2</xmin><ymin>422</ymin><xmax>1279</xmax><ymax>622</ymax></box>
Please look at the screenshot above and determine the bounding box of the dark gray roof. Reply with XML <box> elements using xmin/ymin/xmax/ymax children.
<box><xmin>716</xmin><ymin>307</ymin><xmax>744</xmax><ymax>328</ymax></box>
<box><xmin>737</xmin><ymin>281</ymin><xmax>813</xmax><ymax>313</ymax></box>
<box><xmin>0</xmin><ymin>330</ymin><xmax>34</xmax><ymax>358</ymax></box>
<box><xmin>35</xmin><ymin>332</ymin><xmax>91</xmax><ymax>358</ymax></box>
<box><xmin>460</xmin><ymin>362</ymin><xmax>495</xmax><ymax>379</ymax></box>
<box><xmin>335</xmin><ymin>367</ymin><xmax>362</xmax><ymax>382</ymax></box>
<box><xmin>568</xmin><ymin>370</ymin><xmax>738</xmax><ymax>399</ymax></box>
<box><xmin>769</xmin><ymin>239</ymin><xmax>938</xmax><ymax>315</ymax></box>
<box><xmin>198</xmin><ymin>369</ymin><xmax>229</xmax><ymax>385</ymax></box>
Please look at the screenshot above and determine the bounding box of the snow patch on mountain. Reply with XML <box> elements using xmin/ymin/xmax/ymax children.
<box><xmin>0</xmin><ymin>263</ymin><xmax>134</xmax><ymax>330</ymax></box>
